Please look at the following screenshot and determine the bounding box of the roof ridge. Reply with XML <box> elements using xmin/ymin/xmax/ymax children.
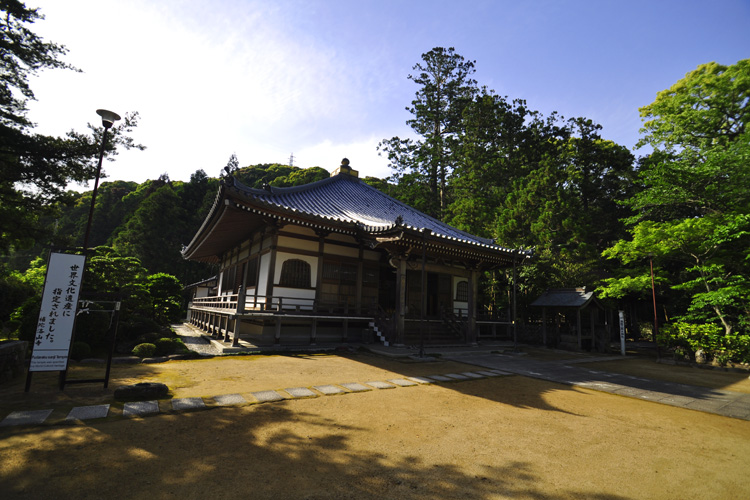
<box><xmin>229</xmin><ymin>172</ymin><xmax>340</xmax><ymax>196</ymax></box>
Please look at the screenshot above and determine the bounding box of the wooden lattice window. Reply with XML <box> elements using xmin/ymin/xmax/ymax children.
<box><xmin>279</xmin><ymin>259</ymin><xmax>311</xmax><ymax>288</ymax></box>
<box><xmin>455</xmin><ymin>280</ymin><xmax>469</xmax><ymax>302</ymax></box>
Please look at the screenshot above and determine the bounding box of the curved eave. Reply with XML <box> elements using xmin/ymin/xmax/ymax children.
<box><xmin>372</xmin><ymin>226</ymin><xmax>531</xmax><ymax>266</ymax></box>
<box><xmin>183</xmin><ymin>176</ymin><xmax>533</xmax><ymax>266</ymax></box>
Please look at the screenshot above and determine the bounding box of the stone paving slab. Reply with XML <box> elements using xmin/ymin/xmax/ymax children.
<box><xmin>406</xmin><ymin>376</ymin><xmax>433</xmax><ymax>384</ymax></box>
<box><xmin>313</xmin><ymin>385</ymin><xmax>346</xmax><ymax>395</ymax></box>
<box><xmin>340</xmin><ymin>382</ymin><xmax>371</xmax><ymax>392</ymax></box>
<box><xmin>461</xmin><ymin>372</ymin><xmax>485</xmax><ymax>379</ymax></box>
<box><xmin>475</xmin><ymin>370</ymin><xmax>502</xmax><ymax>377</ymax></box>
<box><xmin>716</xmin><ymin>404</ymin><xmax>750</xmax><ymax>419</ymax></box>
<box><xmin>213</xmin><ymin>394</ymin><xmax>248</xmax><ymax>406</ymax></box>
<box><xmin>428</xmin><ymin>374</ymin><xmax>453</xmax><ymax>382</ymax></box>
<box><xmin>365</xmin><ymin>381</ymin><xmax>396</xmax><ymax>389</ymax></box>
<box><xmin>123</xmin><ymin>401</ymin><xmax>159</xmax><ymax>417</ymax></box>
<box><xmin>612</xmin><ymin>387</ymin><xmax>650</xmax><ymax>398</ymax></box>
<box><xmin>1</xmin><ymin>409</ymin><xmax>54</xmax><ymax>427</ymax></box>
<box><xmin>66</xmin><ymin>405</ymin><xmax>110</xmax><ymax>421</ymax></box>
<box><xmin>488</xmin><ymin>369</ymin><xmax>511</xmax><ymax>375</ymax></box>
<box><xmin>284</xmin><ymin>387</ymin><xmax>317</xmax><ymax>398</ymax></box>
<box><xmin>660</xmin><ymin>395</ymin><xmax>700</xmax><ymax>407</ymax></box>
<box><xmin>388</xmin><ymin>378</ymin><xmax>418</xmax><ymax>387</ymax></box>
<box><xmin>252</xmin><ymin>390</ymin><xmax>285</xmax><ymax>402</ymax></box>
<box><xmin>444</xmin><ymin>373</ymin><xmax>470</xmax><ymax>380</ymax></box>
<box><xmin>577</xmin><ymin>381</ymin><xmax>625</xmax><ymax>392</ymax></box>
<box><xmin>635</xmin><ymin>391</ymin><xmax>672</xmax><ymax>402</ymax></box>
<box><xmin>172</xmin><ymin>398</ymin><xmax>206</xmax><ymax>411</ymax></box>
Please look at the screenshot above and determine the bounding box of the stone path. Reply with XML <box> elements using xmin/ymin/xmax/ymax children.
<box><xmin>174</xmin><ymin>323</ymin><xmax>221</xmax><ymax>356</ymax></box>
<box><xmin>4</xmin><ymin>340</ymin><xmax>749</xmax><ymax>429</ymax></box>
<box><xmin>443</xmin><ymin>352</ymin><xmax>750</xmax><ymax>421</ymax></box>
<box><xmin>0</xmin><ymin>370</ymin><xmax>509</xmax><ymax>428</ymax></box>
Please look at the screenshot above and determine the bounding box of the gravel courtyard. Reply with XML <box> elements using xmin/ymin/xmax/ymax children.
<box><xmin>1</xmin><ymin>350</ymin><xmax>749</xmax><ymax>499</ymax></box>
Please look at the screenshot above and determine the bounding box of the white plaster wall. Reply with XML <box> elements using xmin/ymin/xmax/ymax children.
<box><xmin>274</xmin><ymin>252</ymin><xmax>319</xmax><ymax>287</ymax></box>
<box><xmin>258</xmin><ymin>253</ymin><xmax>271</xmax><ymax>296</ymax></box>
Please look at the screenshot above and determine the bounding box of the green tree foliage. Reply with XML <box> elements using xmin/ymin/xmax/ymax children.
<box><xmin>379</xmin><ymin>47</ymin><xmax>478</xmax><ymax>217</ymax></box>
<box><xmin>147</xmin><ymin>272</ymin><xmax>183</xmax><ymax>324</ymax></box>
<box><xmin>0</xmin><ymin>1</ymin><xmax>144</xmax><ymax>253</ymax></box>
<box><xmin>112</xmin><ymin>183</ymin><xmax>187</xmax><ymax>276</ymax></box>
<box><xmin>381</xmin><ymin>47</ymin><xmax>639</xmax><ymax>311</ymax></box>
<box><xmin>600</xmin><ymin>59</ymin><xmax>750</xmax><ymax>342</ymax></box>
<box><xmin>8</xmin><ymin>247</ymin><xmax>183</xmax><ymax>346</ymax></box>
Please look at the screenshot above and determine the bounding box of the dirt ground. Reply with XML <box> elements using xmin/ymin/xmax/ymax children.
<box><xmin>1</xmin><ymin>350</ymin><xmax>750</xmax><ymax>499</ymax></box>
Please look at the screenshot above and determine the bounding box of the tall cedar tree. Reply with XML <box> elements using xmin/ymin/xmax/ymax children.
<box><xmin>379</xmin><ymin>47</ymin><xmax>477</xmax><ymax>218</ymax></box>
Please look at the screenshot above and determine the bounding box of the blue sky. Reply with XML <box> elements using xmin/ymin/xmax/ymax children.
<box><xmin>26</xmin><ymin>0</ymin><xmax>750</xmax><ymax>185</ymax></box>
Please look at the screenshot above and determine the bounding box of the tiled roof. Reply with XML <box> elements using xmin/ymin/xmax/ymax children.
<box><xmin>183</xmin><ymin>167</ymin><xmax>531</xmax><ymax>264</ymax></box>
<box><xmin>227</xmin><ymin>173</ymin><xmax>522</xmax><ymax>254</ymax></box>
<box><xmin>530</xmin><ymin>288</ymin><xmax>598</xmax><ymax>309</ymax></box>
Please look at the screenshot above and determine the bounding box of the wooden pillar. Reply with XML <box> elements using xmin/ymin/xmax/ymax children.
<box><xmin>590</xmin><ymin>308</ymin><xmax>596</xmax><ymax>352</ymax></box>
<box><xmin>274</xmin><ymin>317</ymin><xmax>282</xmax><ymax>345</ymax></box>
<box><xmin>253</xmin><ymin>230</ymin><xmax>264</xmax><ymax>308</ymax></box>
<box><xmin>512</xmin><ymin>258</ymin><xmax>518</xmax><ymax>347</ymax></box>
<box><xmin>542</xmin><ymin>307</ymin><xmax>547</xmax><ymax>346</ymax></box>
<box><xmin>310</xmin><ymin>318</ymin><xmax>317</xmax><ymax>345</ymax></box>
<box><xmin>314</xmin><ymin>231</ymin><xmax>327</xmax><ymax>310</ymax></box>
<box><xmin>467</xmin><ymin>268</ymin><xmax>478</xmax><ymax>345</ymax></box>
<box><xmin>577</xmin><ymin>309</ymin><xmax>582</xmax><ymax>349</ymax></box>
<box><xmin>396</xmin><ymin>257</ymin><xmax>407</xmax><ymax>344</ymax></box>
<box><xmin>233</xmin><ymin>261</ymin><xmax>250</xmax><ymax>346</ymax></box>
<box><xmin>223</xmin><ymin>314</ymin><xmax>231</xmax><ymax>342</ymax></box>
<box><xmin>266</xmin><ymin>229</ymin><xmax>279</xmax><ymax>309</ymax></box>
<box><xmin>356</xmin><ymin>246</ymin><xmax>363</xmax><ymax>314</ymax></box>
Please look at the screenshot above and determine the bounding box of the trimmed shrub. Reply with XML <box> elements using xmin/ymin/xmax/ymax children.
<box><xmin>154</xmin><ymin>337</ymin><xmax>189</xmax><ymax>356</ymax></box>
<box><xmin>132</xmin><ymin>343</ymin><xmax>157</xmax><ymax>358</ymax></box>
<box><xmin>71</xmin><ymin>341</ymin><xmax>92</xmax><ymax>361</ymax></box>
<box><xmin>660</xmin><ymin>322</ymin><xmax>750</xmax><ymax>364</ymax></box>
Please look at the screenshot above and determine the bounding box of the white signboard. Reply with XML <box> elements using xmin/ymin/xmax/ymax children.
<box><xmin>29</xmin><ymin>252</ymin><xmax>86</xmax><ymax>372</ymax></box>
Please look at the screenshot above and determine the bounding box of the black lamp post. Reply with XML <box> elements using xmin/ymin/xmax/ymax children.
<box><xmin>82</xmin><ymin>109</ymin><xmax>120</xmax><ymax>251</ymax></box>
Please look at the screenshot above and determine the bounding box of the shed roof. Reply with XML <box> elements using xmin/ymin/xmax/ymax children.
<box><xmin>530</xmin><ymin>288</ymin><xmax>601</xmax><ymax>309</ymax></box>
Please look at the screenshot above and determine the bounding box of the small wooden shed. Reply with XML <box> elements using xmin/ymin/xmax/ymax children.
<box><xmin>530</xmin><ymin>287</ymin><xmax>609</xmax><ymax>351</ymax></box>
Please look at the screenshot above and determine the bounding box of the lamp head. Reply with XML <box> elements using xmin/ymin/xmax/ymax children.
<box><xmin>96</xmin><ymin>109</ymin><xmax>121</xmax><ymax>129</ymax></box>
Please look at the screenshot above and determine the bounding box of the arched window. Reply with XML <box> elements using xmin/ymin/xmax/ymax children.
<box><xmin>455</xmin><ymin>280</ymin><xmax>469</xmax><ymax>302</ymax></box>
<box><xmin>279</xmin><ymin>259</ymin><xmax>311</xmax><ymax>288</ymax></box>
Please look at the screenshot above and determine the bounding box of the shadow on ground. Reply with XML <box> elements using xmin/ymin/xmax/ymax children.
<box><xmin>0</xmin><ymin>400</ymin><xmax>632</xmax><ymax>500</ymax></box>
